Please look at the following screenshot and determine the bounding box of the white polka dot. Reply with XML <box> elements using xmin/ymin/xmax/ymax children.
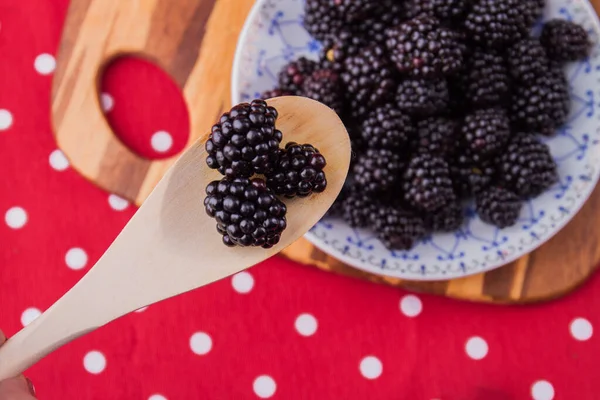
<box><xmin>34</xmin><ymin>53</ymin><xmax>56</xmax><ymax>75</ymax></box>
<box><xmin>0</xmin><ymin>109</ymin><xmax>13</xmax><ymax>131</ymax></box>
<box><xmin>253</xmin><ymin>375</ymin><xmax>276</xmax><ymax>398</ymax></box>
<box><xmin>570</xmin><ymin>318</ymin><xmax>593</xmax><ymax>341</ymax></box>
<box><xmin>151</xmin><ymin>131</ymin><xmax>173</xmax><ymax>153</ymax></box>
<box><xmin>83</xmin><ymin>351</ymin><xmax>106</xmax><ymax>374</ymax></box>
<box><xmin>5</xmin><ymin>207</ymin><xmax>27</xmax><ymax>229</ymax></box>
<box><xmin>465</xmin><ymin>336</ymin><xmax>488</xmax><ymax>360</ymax></box>
<box><xmin>49</xmin><ymin>149</ymin><xmax>69</xmax><ymax>171</ymax></box>
<box><xmin>20</xmin><ymin>307</ymin><xmax>41</xmax><ymax>327</ymax></box>
<box><xmin>359</xmin><ymin>356</ymin><xmax>383</xmax><ymax>380</ymax></box>
<box><xmin>65</xmin><ymin>248</ymin><xmax>88</xmax><ymax>270</ymax></box>
<box><xmin>148</xmin><ymin>395</ymin><xmax>167</xmax><ymax>400</ymax></box>
<box><xmin>108</xmin><ymin>194</ymin><xmax>129</xmax><ymax>211</ymax></box>
<box><xmin>101</xmin><ymin>93</ymin><xmax>114</xmax><ymax>112</ymax></box>
<box><xmin>295</xmin><ymin>313</ymin><xmax>318</xmax><ymax>337</ymax></box>
<box><xmin>232</xmin><ymin>271</ymin><xmax>254</xmax><ymax>294</ymax></box>
<box><xmin>135</xmin><ymin>306</ymin><xmax>149</xmax><ymax>313</ymax></box>
<box><xmin>400</xmin><ymin>294</ymin><xmax>422</xmax><ymax>317</ymax></box>
<box><xmin>190</xmin><ymin>332</ymin><xmax>212</xmax><ymax>355</ymax></box>
<box><xmin>531</xmin><ymin>380</ymin><xmax>555</xmax><ymax>400</ymax></box>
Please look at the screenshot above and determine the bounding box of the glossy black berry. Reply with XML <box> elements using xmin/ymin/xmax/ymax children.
<box><xmin>541</xmin><ymin>19</ymin><xmax>591</xmax><ymax>63</ymax></box>
<box><xmin>476</xmin><ymin>186</ymin><xmax>522</xmax><ymax>228</ymax></box>
<box><xmin>361</xmin><ymin>103</ymin><xmax>415</xmax><ymax>151</ymax></box>
<box><xmin>303</xmin><ymin>69</ymin><xmax>344</xmax><ymax>115</ymax></box>
<box><xmin>353</xmin><ymin>148</ymin><xmax>404</xmax><ymax>194</ymax></box>
<box><xmin>205</xmin><ymin>99</ymin><xmax>282</xmax><ymax>178</ymax></box>
<box><xmin>461</xmin><ymin>108</ymin><xmax>511</xmax><ymax>158</ymax></box>
<box><xmin>267</xmin><ymin>142</ymin><xmax>327</xmax><ymax>198</ymax></box>
<box><xmin>204</xmin><ymin>177</ymin><xmax>287</xmax><ymax>248</ymax></box>
<box><xmin>507</xmin><ymin>39</ymin><xmax>550</xmax><ymax>83</ymax></box>
<box><xmin>497</xmin><ymin>134</ymin><xmax>558</xmax><ymax>198</ymax></box>
<box><xmin>303</xmin><ymin>0</ymin><xmax>343</xmax><ymax>42</ymax></box>
<box><xmin>386</xmin><ymin>15</ymin><xmax>465</xmax><ymax>78</ymax></box>
<box><xmin>403</xmin><ymin>155</ymin><xmax>456</xmax><ymax>212</ymax></box>
<box><xmin>342</xmin><ymin>189</ymin><xmax>378</xmax><ymax>228</ymax></box>
<box><xmin>396</xmin><ymin>78</ymin><xmax>449</xmax><ymax>117</ymax></box>
<box><xmin>278</xmin><ymin>57</ymin><xmax>318</xmax><ymax>94</ymax></box>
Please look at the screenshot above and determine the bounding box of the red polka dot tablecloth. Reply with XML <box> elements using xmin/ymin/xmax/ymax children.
<box><xmin>1</xmin><ymin>1</ymin><xmax>600</xmax><ymax>399</ymax></box>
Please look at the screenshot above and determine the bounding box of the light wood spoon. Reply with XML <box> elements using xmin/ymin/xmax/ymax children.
<box><xmin>0</xmin><ymin>96</ymin><xmax>350</xmax><ymax>380</ymax></box>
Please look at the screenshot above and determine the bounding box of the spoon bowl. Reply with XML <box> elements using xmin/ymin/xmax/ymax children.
<box><xmin>0</xmin><ymin>96</ymin><xmax>350</xmax><ymax>380</ymax></box>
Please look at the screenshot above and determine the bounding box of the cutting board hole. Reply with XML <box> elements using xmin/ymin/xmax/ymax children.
<box><xmin>99</xmin><ymin>57</ymin><xmax>190</xmax><ymax>160</ymax></box>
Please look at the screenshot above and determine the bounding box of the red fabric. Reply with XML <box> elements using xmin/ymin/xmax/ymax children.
<box><xmin>1</xmin><ymin>1</ymin><xmax>599</xmax><ymax>399</ymax></box>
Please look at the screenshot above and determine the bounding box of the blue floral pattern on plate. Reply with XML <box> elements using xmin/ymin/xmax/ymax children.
<box><xmin>232</xmin><ymin>0</ymin><xmax>600</xmax><ymax>281</ymax></box>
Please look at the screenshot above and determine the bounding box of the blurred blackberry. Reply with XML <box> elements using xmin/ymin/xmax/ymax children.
<box><xmin>507</xmin><ymin>39</ymin><xmax>549</xmax><ymax>83</ymax></box>
<box><xmin>403</xmin><ymin>154</ymin><xmax>455</xmax><ymax>212</ymax></box>
<box><xmin>475</xmin><ymin>186</ymin><xmax>522</xmax><ymax>228</ymax></box>
<box><xmin>342</xmin><ymin>45</ymin><xmax>397</xmax><ymax>117</ymax></box>
<box><xmin>511</xmin><ymin>68</ymin><xmax>570</xmax><ymax>135</ymax></box>
<box><xmin>540</xmin><ymin>19</ymin><xmax>591</xmax><ymax>62</ymax></box>
<box><xmin>404</xmin><ymin>0</ymin><xmax>471</xmax><ymax>23</ymax></box>
<box><xmin>359</xmin><ymin>2</ymin><xmax>405</xmax><ymax>43</ymax></box>
<box><xmin>373</xmin><ymin>205</ymin><xmax>427</xmax><ymax>250</ymax></box>
<box><xmin>414</xmin><ymin>117</ymin><xmax>458</xmax><ymax>158</ymax></box>
<box><xmin>461</xmin><ymin>108</ymin><xmax>510</xmax><ymax>158</ymax></box>
<box><xmin>361</xmin><ymin>103</ymin><xmax>415</xmax><ymax>151</ymax></box>
<box><xmin>206</xmin><ymin>99</ymin><xmax>282</xmax><ymax>178</ymax></box>
<box><xmin>342</xmin><ymin>189</ymin><xmax>378</xmax><ymax>228</ymax></box>
<box><xmin>397</xmin><ymin>78</ymin><xmax>449</xmax><ymax>117</ymax></box>
<box><xmin>204</xmin><ymin>178</ymin><xmax>287</xmax><ymax>248</ymax></box>
<box><xmin>464</xmin><ymin>49</ymin><xmax>510</xmax><ymax>107</ymax></box>
<box><xmin>465</xmin><ymin>0</ymin><xmax>527</xmax><ymax>47</ymax></box>
<box><xmin>386</xmin><ymin>15</ymin><xmax>465</xmax><ymax>78</ymax></box>
<box><xmin>450</xmin><ymin>150</ymin><xmax>496</xmax><ymax>198</ymax></box>
<box><xmin>320</xmin><ymin>30</ymin><xmax>367</xmax><ymax>72</ymax></box>
<box><xmin>267</xmin><ymin>142</ymin><xmax>327</xmax><ymax>198</ymax></box>
<box><xmin>425</xmin><ymin>201</ymin><xmax>464</xmax><ymax>232</ymax></box>
<box><xmin>303</xmin><ymin>69</ymin><xmax>344</xmax><ymax>115</ymax></box>
<box><xmin>260</xmin><ymin>88</ymin><xmax>292</xmax><ymax>100</ymax></box>
<box><xmin>522</xmin><ymin>0</ymin><xmax>545</xmax><ymax>27</ymax></box>
<box><xmin>278</xmin><ymin>57</ymin><xmax>318</xmax><ymax>94</ymax></box>
<box><xmin>326</xmin><ymin>182</ymin><xmax>351</xmax><ymax>218</ymax></box>
<box><xmin>354</xmin><ymin>148</ymin><xmax>404</xmax><ymax>193</ymax></box>
<box><xmin>303</xmin><ymin>0</ymin><xmax>343</xmax><ymax>42</ymax></box>
<box><xmin>497</xmin><ymin>134</ymin><xmax>558</xmax><ymax>198</ymax></box>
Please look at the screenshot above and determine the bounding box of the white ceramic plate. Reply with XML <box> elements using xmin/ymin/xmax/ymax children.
<box><xmin>232</xmin><ymin>0</ymin><xmax>600</xmax><ymax>281</ymax></box>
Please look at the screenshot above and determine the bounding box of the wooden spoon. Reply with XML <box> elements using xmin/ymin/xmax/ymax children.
<box><xmin>0</xmin><ymin>96</ymin><xmax>350</xmax><ymax>380</ymax></box>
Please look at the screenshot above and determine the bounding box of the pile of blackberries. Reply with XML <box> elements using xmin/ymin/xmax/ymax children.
<box><xmin>261</xmin><ymin>0</ymin><xmax>591</xmax><ymax>251</ymax></box>
<box><xmin>204</xmin><ymin>99</ymin><xmax>328</xmax><ymax>248</ymax></box>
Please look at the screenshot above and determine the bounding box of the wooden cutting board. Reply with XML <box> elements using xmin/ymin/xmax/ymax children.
<box><xmin>51</xmin><ymin>0</ymin><xmax>600</xmax><ymax>304</ymax></box>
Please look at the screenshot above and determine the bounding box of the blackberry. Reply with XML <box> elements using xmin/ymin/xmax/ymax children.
<box><xmin>522</xmin><ymin>0</ymin><xmax>545</xmax><ymax>27</ymax></box>
<box><xmin>320</xmin><ymin>29</ymin><xmax>367</xmax><ymax>72</ymax></box>
<box><xmin>302</xmin><ymin>69</ymin><xmax>344</xmax><ymax>115</ymax></box>
<box><xmin>464</xmin><ymin>49</ymin><xmax>510</xmax><ymax>107</ymax></box>
<box><xmin>450</xmin><ymin>150</ymin><xmax>496</xmax><ymax>197</ymax></box>
<box><xmin>303</xmin><ymin>0</ymin><xmax>343</xmax><ymax>42</ymax></box>
<box><xmin>464</xmin><ymin>0</ymin><xmax>528</xmax><ymax>47</ymax></box>
<box><xmin>414</xmin><ymin>117</ymin><xmax>458</xmax><ymax>158</ymax></box>
<box><xmin>342</xmin><ymin>45</ymin><xmax>397</xmax><ymax>117</ymax></box>
<box><xmin>461</xmin><ymin>108</ymin><xmax>511</xmax><ymax>158</ymax></box>
<box><xmin>404</xmin><ymin>0</ymin><xmax>471</xmax><ymax>23</ymax></box>
<box><xmin>204</xmin><ymin>177</ymin><xmax>287</xmax><ymax>248</ymax></box>
<box><xmin>332</xmin><ymin>0</ymin><xmax>380</xmax><ymax>23</ymax></box>
<box><xmin>342</xmin><ymin>190</ymin><xmax>378</xmax><ymax>228</ymax></box>
<box><xmin>403</xmin><ymin>154</ymin><xmax>455</xmax><ymax>212</ymax></box>
<box><xmin>278</xmin><ymin>57</ymin><xmax>318</xmax><ymax>94</ymax></box>
<box><xmin>266</xmin><ymin>142</ymin><xmax>327</xmax><ymax>198</ymax></box>
<box><xmin>511</xmin><ymin>68</ymin><xmax>570</xmax><ymax>135</ymax></box>
<box><xmin>541</xmin><ymin>19</ymin><xmax>591</xmax><ymax>63</ymax></box>
<box><xmin>354</xmin><ymin>148</ymin><xmax>404</xmax><ymax>194</ymax></box>
<box><xmin>396</xmin><ymin>78</ymin><xmax>449</xmax><ymax>117</ymax></box>
<box><xmin>386</xmin><ymin>15</ymin><xmax>465</xmax><ymax>78</ymax></box>
<box><xmin>260</xmin><ymin>88</ymin><xmax>292</xmax><ymax>100</ymax></box>
<box><xmin>373</xmin><ymin>205</ymin><xmax>427</xmax><ymax>250</ymax></box>
<box><xmin>497</xmin><ymin>134</ymin><xmax>558</xmax><ymax>198</ymax></box>
<box><xmin>507</xmin><ymin>39</ymin><xmax>549</xmax><ymax>83</ymax></box>
<box><xmin>361</xmin><ymin>103</ymin><xmax>415</xmax><ymax>151</ymax></box>
<box><xmin>425</xmin><ymin>201</ymin><xmax>464</xmax><ymax>232</ymax></box>
<box><xmin>475</xmin><ymin>186</ymin><xmax>522</xmax><ymax>228</ymax></box>
<box><xmin>206</xmin><ymin>99</ymin><xmax>282</xmax><ymax>178</ymax></box>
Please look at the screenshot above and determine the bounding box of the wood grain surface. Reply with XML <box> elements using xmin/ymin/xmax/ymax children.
<box><xmin>51</xmin><ymin>0</ymin><xmax>600</xmax><ymax>304</ymax></box>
